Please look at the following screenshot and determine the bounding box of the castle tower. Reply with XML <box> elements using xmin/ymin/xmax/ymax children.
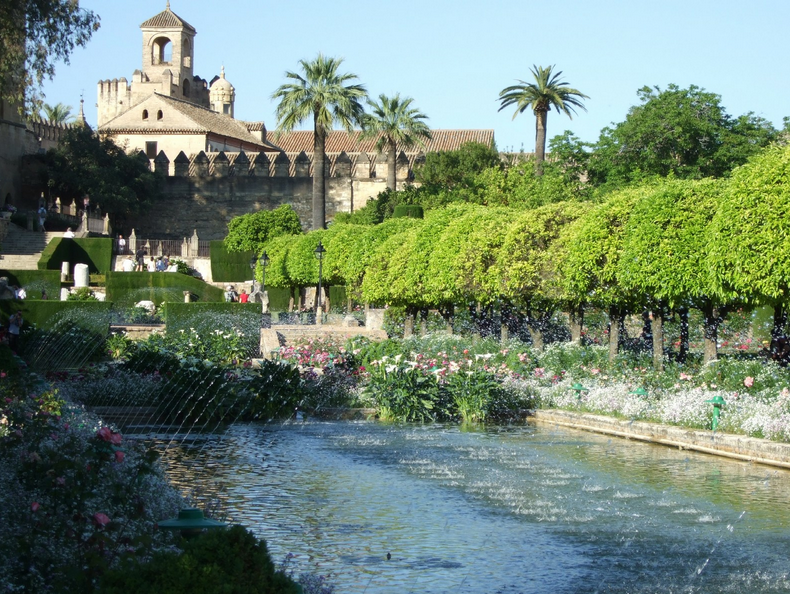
<box><xmin>97</xmin><ymin>2</ymin><xmax>210</xmax><ymax>127</ymax></box>
<box><xmin>209</xmin><ymin>66</ymin><xmax>235</xmax><ymax>117</ymax></box>
<box><xmin>139</xmin><ymin>1</ymin><xmax>196</xmax><ymax>101</ymax></box>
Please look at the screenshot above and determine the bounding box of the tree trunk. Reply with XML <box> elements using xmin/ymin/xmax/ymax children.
<box><xmin>288</xmin><ymin>288</ymin><xmax>295</xmax><ymax>312</ymax></box>
<box><xmin>403</xmin><ymin>307</ymin><xmax>415</xmax><ymax>338</ymax></box>
<box><xmin>528</xmin><ymin>324</ymin><xmax>544</xmax><ymax>351</ymax></box>
<box><xmin>534</xmin><ymin>109</ymin><xmax>548</xmax><ymax>176</ymax></box>
<box><xmin>500</xmin><ymin>304</ymin><xmax>510</xmax><ymax>344</ymax></box>
<box><xmin>346</xmin><ymin>294</ymin><xmax>353</xmax><ymax>314</ymax></box>
<box><xmin>419</xmin><ymin>308</ymin><xmax>429</xmax><ymax>336</ymax></box>
<box><xmin>440</xmin><ymin>304</ymin><xmax>454</xmax><ymax>334</ymax></box>
<box><xmin>386</xmin><ymin>140</ymin><xmax>397</xmax><ymax>191</ymax></box>
<box><xmin>569</xmin><ymin>303</ymin><xmax>584</xmax><ymax>345</ymax></box>
<box><xmin>312</xmin><ymin>119</ymin><xmax>327</xmax><ymax>230</ymax></box>
<box><xmin>651</xmin><ymin>309</ymin><xmax>664</xmax><ymax>371</ymax></box>
<box><xmin>471</xmin><ymin>303</ymin><xmax>481</xmax><ymax>340</ymax></box>
<box><xmin>608</xmin><ymin>307</ymin><xmax>622</xmax><ymax>363</ymax></box>
<box><xmin>702</xmin><ymin>304</ymin><xmax>721</xmax><ymax>365</ymax></box>
<box><xmin>677</xmin><ymin>307</ymin><xmax>689</xmax><ymax>364</ymax></box>
<box><xmin>770</xmin><ymin>303</ymin><xmax>788</xmax><ymax>357</ymax></box>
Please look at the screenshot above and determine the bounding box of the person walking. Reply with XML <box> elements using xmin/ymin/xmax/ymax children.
<box><xmin>118</xmin><ymin>234</ymin><xmax>126</xmax><ymax>254</ymax></box>
<box><xmin>37</xmin><ymin>205</ymin><xmax>47</xmax><ymax>232</ymax></box>
<box><xmin>8</xmin><ymin>311</ymin><xmax>22</xmax><ymax>351</ymax></box>
<box><xmin>135</xmin><ymin>247</ymin><xmax>146</xmax><ymax>271</ymax></box>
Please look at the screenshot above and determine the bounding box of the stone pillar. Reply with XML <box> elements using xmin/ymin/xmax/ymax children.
<box><xmin>129</xmin><ymin>229</ymin><xmax>137</xmax><ymax>254</ymax></box>
<box><xmin>294</xmin><ymin>151</ymin><xmax>310</xmax><ymax>177</ymax></box>
<box><xmin>73</xmin><ymin>263</ymin><xmax>89</xmax><ymax>287</ymax></box>
<box><xmin>154</xmin><ymin>150</ymin><xmax>170</xmax><ymax>175</ymax></box>
<box><xmin>272</xmin><ymin>151</ymin><xmax>290</xmax><ymax>177</ymax></box>
<box><xmin>190</xmin><ymin>229</ymin><xmax>199</xmax><ymax>257</ymax></box>
<box><xmin>103</xmin><ymin>213</ymin><xmax>111</xmax><ymax>236</ymax></box>
<box><xmin>194</xmin><ymin>151</ymin><xmax>209</xmax><ymax>177</ymax></box>
<box><xmin>60</xmin><ymin>261</ymin><xmax>69</xmax><ymax>282</ymax></box>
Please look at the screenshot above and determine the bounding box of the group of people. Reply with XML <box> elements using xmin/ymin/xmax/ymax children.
<box><xmin>224</xmin><ymin>285</ymin><xmax>249</xmax><ymax>303</ymax></box>
<box><xmin>122</xmin><ymin>251</ymin><xmax>177</xmax><ymax>273</ymax></box>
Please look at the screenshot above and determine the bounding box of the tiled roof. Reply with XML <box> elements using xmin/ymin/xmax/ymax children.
<box><xmin>268</xmin><ymin>129</ymin><xmax>495</xmax><ymax>154</ymax></box>
<box><xmin>100</xmin><ymin>93</ymin><xmax>280</xmax><ymax>151</ymax></box>
<box><xmin>140</xmin><ymin>6</ymin><xmax>196</xmax><ymax>32</ymax></box>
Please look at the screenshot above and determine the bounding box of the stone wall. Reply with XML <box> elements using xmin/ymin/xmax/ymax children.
<box><xmin>122</xmin><ymin>149</ymin><xmax>416</xmax><ymax>238</ymax></box>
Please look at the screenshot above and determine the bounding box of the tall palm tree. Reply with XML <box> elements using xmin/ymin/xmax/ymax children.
<box><xmin>272</xmin><ymin>54</ymin><xmax>367</xmax><ymax>230</ymax></box>
<box><xmin>362</xmin><ymin>93</ymin><xmax>432</xmax><ymax>191</ymax></box>
<box><xmin>40</xmin><ymin>102</ymin><xmax>74</xmax><ymax>124</ymax></box>
<box><xmin>498</xmin><ymin>65</ymin><xmax>588</xmax><ymax>174</ymax></box>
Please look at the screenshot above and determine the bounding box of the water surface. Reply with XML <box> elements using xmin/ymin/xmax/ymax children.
<box><xmin>154</xmin><ymin>421</ymin><xmax>790</xmax><ymax>593</ymax></box>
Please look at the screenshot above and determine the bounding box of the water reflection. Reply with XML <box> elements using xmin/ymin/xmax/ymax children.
<box><xmin>151</xmin><ymin>422</ymin><xmax>790</xmax><ymax>593</ymax></box>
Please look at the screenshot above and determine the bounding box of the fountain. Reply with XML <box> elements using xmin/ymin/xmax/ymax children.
<box><xmin>23</xmin><ymin>308</ymin><xmax>790</xmax><ymax>594</ymax></box>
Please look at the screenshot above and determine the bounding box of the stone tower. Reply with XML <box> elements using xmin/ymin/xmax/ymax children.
<box><xmin>209</xmin><ymin>66</ymin><xmax>235</xmax><ymax>117</ymax></box>
<box><xmin>97</xmin><ymin>2</ymin><xmax>210</xmax><ymax>127</ymax></box>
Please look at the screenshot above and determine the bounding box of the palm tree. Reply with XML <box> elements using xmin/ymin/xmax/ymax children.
<box><xmin>498</xmin><ymin>65</ymin><xmax>588</xmax><ymax>174</ymax></box>
<box><xmin>362</xmin><ymin>93</ymin><xmax>432</xmax><ymax>191</ymax></box>
<box><xmin>272</xmin><ymin>54</ymin><xmax>367</xmax><ymax>230</ymax></box>
<box><xmin>40</xmin><ymin>102</ymin><xmax>74</xmax><ymax>124</ymax></box>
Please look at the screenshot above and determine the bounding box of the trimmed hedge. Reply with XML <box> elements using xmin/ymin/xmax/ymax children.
<box><xmin>0</xmin><ymin>299</ymin><xmax>112</xmax><ymax>329</ymax></box>
<box><xmin>0</xmin><ymin>270</ymin><xmax>60</xmax><ymax>299</ymax></box>
<box><xmin>105</xmin><ymin>271</ymin><xmax>224</xmax><ymax>307</ymax></box>
<box><xmin>38</xmin><ymin>237</ymin><xmax>114</xmax><ymax>274</ymax></box>
<box><xmin>210</xmin><ymin>241</ymin><xmax>255</xmax><ymax>283</ymax></box>
<box><xmin>393</xmin><ymin>204</ymin><xmax>424</xmax><ymax>219</ymax></box>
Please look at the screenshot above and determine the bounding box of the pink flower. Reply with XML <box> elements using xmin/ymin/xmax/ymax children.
<box><xmin>114</xmin><ymin>451</ymin><xmax>125</xmax><ymax>463</ymax></box>
<box><xmin>31</xmin><ymin>502</ymin><xmax>40</xmax><ymax>512</ymax></box>
<box><xmin>93</xmin><ymin>513</ymin><xmax>111</xmax><ymax>527</ymax></box>
<box><xmin>534</xmin><ymin>367</ymin><xmax>546</xmax><ymax>378</ymax></box>
<box><xmin>743</xmin><ymin>376</ymin><xmax>754</xmax><ymax>388</ymax></box>
<box><xmin>97</xmin><ymin>427</ymin><xmax>113</xmax><ymax>441</ymax></box>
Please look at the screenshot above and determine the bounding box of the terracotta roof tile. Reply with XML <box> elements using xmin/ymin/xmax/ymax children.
<box><xmin>140</xmin><ymin>7</ymin><xmax>196</xmax><ymax>31</ymax></box>
<box><xmin>268</xmin><ymin>129</ymin><xmax>494</xmax><ymax>154</ymax></box>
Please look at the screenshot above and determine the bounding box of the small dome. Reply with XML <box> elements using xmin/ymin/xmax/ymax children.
<box><xmin>210</xmin><ymin>66</ymin><xmax>235</xmax><ymax>103</ymax></box>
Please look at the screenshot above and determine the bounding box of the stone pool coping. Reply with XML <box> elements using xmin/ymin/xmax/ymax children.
<box><xmin>530</xmin><ymin>409</ymin><xmax>790</xmax><ymax>470</ymax></box>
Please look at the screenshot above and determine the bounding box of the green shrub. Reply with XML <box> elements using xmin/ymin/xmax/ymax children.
<box><xmin>0</xmin><ymin>270</ymin><xmax>60</xmax><ymax>299</ymax></box>
<box><xmin>38</xmin><ymin>237</ymin><xmax>113</xmax><ymax>274</ymax></box>
<box><xmin>393</xmin><ymin>204</ymin><xmax>424</xmax><ymax>218</ymax></box>
<box><xmin>210</xmin><ymin>241</ymin><xmax>255</xmax><ymax>283</ymax></box>
<box><xmin>105</xmin><ymin>271</ymin><xmax>224</xmax><ymax>307</ymax></box>
<box><xmin>98</xmin><ymin>525</ymin><xmax>301</xmax><ymax>594</ymax></box>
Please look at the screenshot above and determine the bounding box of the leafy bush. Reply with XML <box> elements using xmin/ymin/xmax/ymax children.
<box><xmin>0</xmin><ymin>376</ymin><xmax>182</xmax><ymax>593</ymax></box>
<box><xmin>98</xmin><ymin>525</ymin><xmax>301</xmax><ymax>594</ymax></box>
<box><xmin>66</xmin><ymin>286</ymin><xmax>99</xmax><ymax>301</ymax></box>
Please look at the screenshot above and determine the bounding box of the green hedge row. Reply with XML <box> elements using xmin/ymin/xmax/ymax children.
<box><xmin>105</xmin><ymin>271</ymin><xmax>224</xmax><ymax>307</ymax></box>
<box><xmin>38</xmin><ymin>237</ymin><xmax>114</xmax><ymax>274</ymax></box>
<box><xmin>0</xmin><ymin>299</ymin><xmax>112</xmax><ymax>330</ymax></box>
<box><xmin>210</xmin><ymin>241</ymin><xmax>255</xmax><ymax>283</ymax></box>
<box><xmin>0</xmin><ymin>270</ymin><xmax>61</xmax><ymax>299</ymax></box>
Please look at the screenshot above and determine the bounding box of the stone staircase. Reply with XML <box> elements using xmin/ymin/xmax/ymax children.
<box><xmin>0</xmin><ymin>224</ymin><xmax>65</xmax><ymax>270</ymax></box>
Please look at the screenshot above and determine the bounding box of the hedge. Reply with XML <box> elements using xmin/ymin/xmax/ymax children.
<box><xmin>38</xmin><ymin>237</ymin><xmax>114</xmax><ymax>274</ymax></box>
<box><xmin>0</xmin><ymin>299</ymin><xmax>112</xmax><ymax>330</ymax></box>
<box><xmin>393</xmin><ymin>204</ymin><xmax>424</xmax><ymax>219</ymax></box>
<box><xmin>0</xmin><ymin>270</ymin><xmax>61</xmax><ymax>299</ymax></box>
<box><xmin>105</xmin><ymin>271</ymin><xmax>224</xmax><ymax>307</ymax></box>
<box><xmin>210</xmin><ymin>241</ymin><xmax>255</xmax><ymax>283</ymax></box>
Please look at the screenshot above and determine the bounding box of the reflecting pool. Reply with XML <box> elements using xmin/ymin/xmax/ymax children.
<box><xmin>154</xmin><ymin>421</ymin><xmax>790</xmax><ymax>593</ymax></box>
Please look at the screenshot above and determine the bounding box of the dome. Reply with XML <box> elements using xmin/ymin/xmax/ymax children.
<box><xmin>210</xmin><ymin>66</ymin><xmax>235</xmax><ymax>104</ymax></box>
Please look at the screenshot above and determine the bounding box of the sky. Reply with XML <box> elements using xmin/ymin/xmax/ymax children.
<box><xmin>42</xmin><ymin>0</ymin><xmax>790</xmax><ymax>152</ymax></box>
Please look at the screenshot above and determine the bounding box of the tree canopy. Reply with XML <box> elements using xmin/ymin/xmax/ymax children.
<box><xmin>39</xmin><ymin>126</ymin><xmax>161</xmax><ymax>225</ymax></box>
<box><xmin>0</xmin><ymin>0</ymin><xmax>100</xmax><ymax>114</ymax></box>
<box><xmin>361</xmin><ymin>93</ymin><xmax>431</xmax><ymax>191</ymax></box>
<box><xmin>272</xmin><ymin>54</ymin><xmax>367</xmax><ymax>230</ymax></box>
<box><xmin>498</xmin><ymin>65</ymin><xmax>588</xmax><ymax>174</ymax></box>
<box><xmin>224</xmin><ymin>205</ymin><xmax>303</xmax><ymax>254</ymax></box>
<box><xmin>587</xmin><ymin>84</ymin><xmax>780</xmax><ymax>189</ymax></box>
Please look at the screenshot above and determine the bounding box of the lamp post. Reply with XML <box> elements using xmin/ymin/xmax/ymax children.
<box><xmin>314</xmin><ymin>240</ymin><xmax>325</xmax><ymax>325</ymax></box>
<box><xmin>249</xmin><ymin>255</ymin><xmax>257</xmax><ymax>292</ymax></box>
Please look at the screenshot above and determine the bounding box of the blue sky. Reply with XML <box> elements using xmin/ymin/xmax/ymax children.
<box><xmin>43</xmin><ymin>0</ymin><xmax>790</xmax><ymax>152</ymax></box>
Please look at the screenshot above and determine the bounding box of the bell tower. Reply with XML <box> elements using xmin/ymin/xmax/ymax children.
<box><xmin>139</xmin><ymin>1</ymin><xmax>196</xmax><ymax>100</ymax></box>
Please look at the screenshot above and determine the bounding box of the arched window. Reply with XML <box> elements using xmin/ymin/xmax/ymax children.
<box><xmin>142</xmin><ymin>109</ymin><xmax>149</xmax><ymax>120</ymax></box>
<box><xmin>183</xmin><ymin>79</ymin><xmax>190</xmax><ymax>98</ymax></box>
<box><xmin>182</xmin><ymin>39</ymin><xmax>191</xmax><ymax>68</ymax></box>
<box><xmin>157</xmin><ymin>110</ymin><xmax>163</xmax><ymax>121</ymax></box>
<box><xmin>152</xmin><ymin>37</ymin><xmax>172</xmax><ymax>65</ymax></box>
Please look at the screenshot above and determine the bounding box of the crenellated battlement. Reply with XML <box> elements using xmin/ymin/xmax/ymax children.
<box><xmin>26</xmin><ymin>119</ymin><xmax>80</xmax><ymax>151</ymax></box>
<box><xmin>146</xmin><ymin>149</ymin><xmax>420</xmax><ymax>181</ymax></box>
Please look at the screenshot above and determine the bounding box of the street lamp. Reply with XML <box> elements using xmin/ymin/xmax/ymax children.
<box><xmin>314</xmin><ymin>240</ymin><xmax>325</xmax><ymax>324</ymax></box>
